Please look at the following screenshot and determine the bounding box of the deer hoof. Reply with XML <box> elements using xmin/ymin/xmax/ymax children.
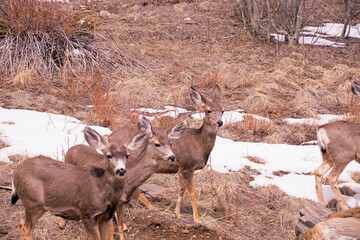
<box><xmin>58</xmin><ymin>218</ymin><xmax>66</xmax><ymax>230</ymax></box>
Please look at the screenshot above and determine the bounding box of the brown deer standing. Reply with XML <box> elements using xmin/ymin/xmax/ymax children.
<box><xmin>64</xmin><ymin>116</ymin><xmax>186</xmax><ymax>239</ymax></box>
<box><xmin>11</xmin><ymin>126</ymin><xmax>149</xmax><ymax>240</ymax></box>
<box><xmin>112</xmin><ymin>84</ymin><xmax>223</xmax><ymax>223</ymax></box>
<box><xmin>315</xmin><ymin>81</ymin><xmax>360</xmax><ymax>210</ymax></box>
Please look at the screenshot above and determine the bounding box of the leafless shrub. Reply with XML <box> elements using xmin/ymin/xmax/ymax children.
<box><xmin>238</xmin><ymin>0</ymin><xmax>304</xmax><ymax>44</ymax></box>
<box><xmin>0</xmin><ymin>0</ymin><xmax>143</xmax><ymax>88</ymax></box>
<box><xmin>342</xmin><ymin>0</ymin><xmax>360</xmax><ymax>37</ymax></box>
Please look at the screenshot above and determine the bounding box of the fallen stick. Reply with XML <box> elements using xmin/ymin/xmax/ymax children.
<box><xmin>0</xmin><ymin>185</ymin><xmax>12</xmax><ymax>191</ymax></box>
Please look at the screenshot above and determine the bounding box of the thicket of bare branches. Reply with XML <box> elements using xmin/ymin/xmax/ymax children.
<box><xmin>342</xmin><ymin>0</ymin><xmax>360</xmax><ymax>37</ymax></box>
<box><xmin>0</xmin><ymin>0</ymin><xmax>142</xmax><ymax>87</ymax></box>
<box><xmin>238</xmin><ymin>0</ymin><xmax>305</xmax><ymax>44</ymax></box>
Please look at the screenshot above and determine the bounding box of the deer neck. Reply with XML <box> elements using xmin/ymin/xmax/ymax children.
<box><xmin>199</xmin><ymin>119</ymin><xmax>218</xmax><ymax>151</ymax></box>
<box><xmin>122</xmin><ymin>145</ymin><xmax>157</xmax><ymax>202</ymax></box>
<box><xmin>102</xmin><ymin>164</ymin><xmax>124</xmax><ymax>197</ymax></box>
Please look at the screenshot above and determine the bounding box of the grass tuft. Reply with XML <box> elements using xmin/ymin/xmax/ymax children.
<box><xmin>0</xmin><ymin>0</ymin><xmax>143</xmax><ymax>88</ymax></box>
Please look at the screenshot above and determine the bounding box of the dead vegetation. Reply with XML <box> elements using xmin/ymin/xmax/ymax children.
<box><xmin>1</xmin><ymin>0</ymin><xmax>360</xmax><ymax>239</ymax></box>
<box><xmin>0</xmin><ymin>0</ymin><xmax>143</xmax><ymax>93</ymax></box>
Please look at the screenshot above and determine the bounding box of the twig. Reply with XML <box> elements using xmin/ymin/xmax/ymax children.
<box><xmin>0</xmin><ymin>185</ymin><xmax>12</xmax><ymax>191</ymax></box>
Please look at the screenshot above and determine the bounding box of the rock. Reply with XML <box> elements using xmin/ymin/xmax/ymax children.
<box><xmin>302</xmin><ymin>217</ymin><xmax>360</xmax><ymax>239</ymax></box>
<box><xmin>100</xmin><ymin>10</ymin><xmax>110</xmax><ymax>17</ymax></box>
<box><xmin>184</xmin><ymin>17</ymin><xmax>192</xmax><ymax>24</ymax></box>
<box><xmin>295</xmin><ymin>203</ymin><xmax>333</xmax><ymax>238</ymax></box>
<box><xmin>297</xmin><ymin>207</ymin><xmax>360</xmax><ymax>239</ymax></box>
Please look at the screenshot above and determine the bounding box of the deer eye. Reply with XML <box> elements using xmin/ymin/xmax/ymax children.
<box><xmin>126</xmin><ymin>154</ymin><xmax>129</xmax><ymax>159</ymax></box>
<box><xmin>154</xmin><ymin>143</ymin><xmax>161</xmax><ymax>147</ymax></box>
<box><xmin>221</xmin><ymin>111</ymin><xmax>224</xmax><ymax>114</ymax></box>
<box><xmin>206</xmin><ymin>110</ymin><xmax>212</xmax><ymax>114</ymax></box>
<box><xmin>106</xmin><ymin>154</ymin><xmax>112</xmax><ymax>159</ymax></box>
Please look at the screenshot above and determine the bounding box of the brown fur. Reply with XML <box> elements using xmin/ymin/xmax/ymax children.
<box><xmin>66</xmin><ymin>116</ymin><xmax>186</xmax><ymax>239</ymax></box>
<box><xmin>12</xmin><ymin>126</ymin><xmax>148</xmax><ymax>240</ymax></box>
<box><xmin>117</xmin><ymin>85</ymin><xmax>223</xmax><ymax>223</ymax></box>
<box><xmin>12</xmin><ymin>155</ymin><xmax>123</xmax><ymax>240</ymax></box>
<box><xmin>315</xmin><ymin>82</ymin><xmax>360</xmax><ymax>210</ymax></box>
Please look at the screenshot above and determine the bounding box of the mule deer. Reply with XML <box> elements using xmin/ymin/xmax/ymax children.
<box><xmin>118</xmin><ymin>84</ymin><xmax>223</xmax><ymax>223</ymax></box>
<box><xmin>315</xmin><ymin>81</ymin><xmax>360</xmax><ymax>210</ymax></box>
<box><xmin>11</xmin><ymin>126</ymin><xmax>148</xmax><ymax>240</ymax></box>
<box><xmin>65</xmin><ymin>116</ymin><xmax>186</xmax><ymax>239</ymax></box>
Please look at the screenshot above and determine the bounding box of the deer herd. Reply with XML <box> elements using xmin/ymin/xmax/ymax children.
<box><xmin>9</xmin><ymin>83</ymin><xmax>360</xmax><ymax>239</ymax></box>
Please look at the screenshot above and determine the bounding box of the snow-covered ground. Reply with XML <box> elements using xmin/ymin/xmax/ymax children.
<box><xmin>272</xmin><ymin>22</ymin><xmax>360</xmax><ymax>47</ymax></box>
<box><xmin>1</xmin><ymin>106</ymin><xmax>360</xmax><ymax>208</ymax></box>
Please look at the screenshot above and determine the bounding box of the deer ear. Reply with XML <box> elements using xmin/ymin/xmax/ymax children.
<box><xmin>168</xmin><ymin>121</ymin><xmax>187</xmax><ymax>139</ymax></box>
<box><xmin>351</xmin><ymin>81</ymin><xmax>360</xmax><ymax>97</ymax></box>
<box><xmin>127</xmin><ymin>131</ymin><xmax>149</xmax><ymax>151</ymax></box>
<box><xmin>84</xmin><ymin>126</ymin><xmax>108</xmax><ymax>150</ymax></box>
<box><xmin>210</xmin><ymin>84</ymin><xmax>222</xmax><ymax>105</ymax></box>
<box><xmin>189</xmin><ymin>86</ymin><xmax>207</xmax><ymax>107</ymax></box>
<box><xmin>137</xmin><ymin>115</ymin><xmax>152</xmax><ymax>133</ymax></box>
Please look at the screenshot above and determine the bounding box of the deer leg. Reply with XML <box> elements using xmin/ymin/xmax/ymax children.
<box><xmin>81</xmin><ymin>219</ymin><xmax>101</xmax><ymax>240</ymax></box>
<box><xmin>58</xmin><ymin>217</ymin><xmax>66</xmax><ymax>229</ymax></box>
<box><xmin>109</xmin><ymin>220</ymin><xmax>114</xmax><ymax>240</ymax></box>
<box><xmin>175</xmin><ymin>173</ymin><xmax>186</xmax><ymax>219</ymax></box>
<box><xmin>116</xmin><ymin>204</ymin><xmax>126</xmax><ymax>240</ymax></box>
<box><xmin>20</xmin><ymin>208</ymin><xmax>46</xmax><ymax>240</ymax></box>
<box><xmin>98</xmin><ymin>219</ymin><xmax>112</xmax><ymax>240</ymax></box>
<box><xmin>181</xmin><ymin>171</ymin><xmax>200</xmax><ymax>223</ymax></box>
<box><xmin>133</xmin><ymin>188</ymin><xmax>156</xmax><ymax>209</ymax></box>
<box><xmin>326</xmin><ymin>164</ymin><xmax>350</xmax><ymax>210</ymax></box>
<box><xmin>314</xmin><ymin>159</ymin><xmax>332</xmax><ymax>204</ymax></box>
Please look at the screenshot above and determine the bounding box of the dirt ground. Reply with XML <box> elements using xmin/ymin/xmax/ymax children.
<box><xmin>1</xmin><ymin>0</ymin><xmax>360</xmax><ymax>239</ymax></box>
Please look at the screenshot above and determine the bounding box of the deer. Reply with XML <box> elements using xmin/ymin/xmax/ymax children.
<box><xmin>63</xmin><ymin>115</ymin><xmax>186</xmax><ymax>239</ymax></box>
<box><xmin>11</xmin><ymin>126</ymin><xmax>149</xmax><ymax>240</ymax></box>
<box><xmin>315</xmin><ymin>81</ymin><xmax>360</xmax><ymax>210</ymax></box>
<box><xmin>111</xmin><ymin>84</ymin><xmax>224</xmax><ymax>223</ymax></box>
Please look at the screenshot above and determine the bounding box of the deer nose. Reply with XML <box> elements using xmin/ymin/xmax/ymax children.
<box><xmin>116</xmin><ymin>168</ymin><xmax>126</xmax><ymax>176</ymax></box>
<box><xmin>168</xmin><ymin>156</ymin><xmax>176</xmax><ymax>162</ymax></box>
<box><xmin>217</xmin><ymin>121</ymin><xmax>223</xmax><ymax>127</ymax></box>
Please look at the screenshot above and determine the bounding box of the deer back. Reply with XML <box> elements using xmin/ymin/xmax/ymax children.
<box><xmin>65</xmin><ymin>144</ymin><xmax>104</xmax><ymax>168</ymax></box>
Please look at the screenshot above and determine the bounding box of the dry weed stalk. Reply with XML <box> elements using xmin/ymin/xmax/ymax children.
<box><xmin>90</xmin><ymin>71</ymin><xmax>119</xmax><ymax>129</ymax></box>
<box><xmin>208</xmin><ymin>155</ymin><xmax>217</xmax><ymax>212</ymax></box>
<box><xmin>345</xmin><ymin>92</ymin><xmax>360</xmax><ymax>122</ymax></box>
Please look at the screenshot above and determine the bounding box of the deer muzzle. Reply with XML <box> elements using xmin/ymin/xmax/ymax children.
<box><xmin>168</xmin><ymin>155</ymin><xmax>176</xmax><ymax>162</ymax></box>
<box><xmin>116</xmin><ymin>168</ymin><xmax>126</xmax><ymax>176</ymax></box>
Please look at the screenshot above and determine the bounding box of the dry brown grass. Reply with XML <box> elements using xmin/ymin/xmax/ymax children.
<box><xmin>351</xmin><ymin>172</ymin><xmax>360</xmax><ymax>184</ymax></box>
<box><xmin>219</xmin><ymin>116</ymin><xmax>277</xmax><ymax>143</ymax></box>
<box><xmin>0</xmin><ymin>139</ymin><xmax>7</xmax><ymax>149</ymax></box>
<box><xmin>143</xmin><ymin>166</ymin><xmax>316</xmax><ymax>239</ymax></box>
<box><xmin>219</xmin><ymin>115</ymin><xmax>317</xmax><ymax>145</ymax></box>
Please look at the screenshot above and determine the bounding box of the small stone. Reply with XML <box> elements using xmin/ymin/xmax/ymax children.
<box><xmin>100</xmin><ymin>10</ymin><xmax>110</xmax><ymax>17</ymax></box>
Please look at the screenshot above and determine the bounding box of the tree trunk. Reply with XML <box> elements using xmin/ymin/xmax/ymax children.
<box><xmin>341</xmin><ymin>0</ymin><xmax>350</xmax><ymax>38</ymax></box>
